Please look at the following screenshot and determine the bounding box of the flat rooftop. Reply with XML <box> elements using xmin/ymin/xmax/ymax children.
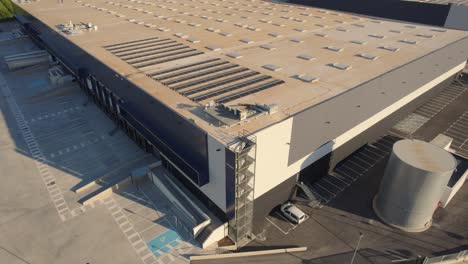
<box><xmin>16</xmin><ymin>0</ymin><xmax>468</xmax><ymax>141</ymax></box>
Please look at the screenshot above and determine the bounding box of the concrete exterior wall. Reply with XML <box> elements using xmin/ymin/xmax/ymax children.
<box><xmin>202</xmin><ymin>135</ymin><xmax>227</xmax><ymax>211</ymax></box>
<box><xmin>440</xmin><ymin>169</ymin><xmax>468</xmax><ymax>208</ymax></box>
<box><xmin>253</xmin><ymin>61</ymin><xmax>465</xmax><ymax>199</ymax></box>
<box><xmin>445</xmin><ymin>5</ymin><xmax>468</xmax><ymax>31</ymax></box>
<box><xmin>288</xmin><ymin>39</ymin><xmax>468</xmax><ymax>165</ymax></box>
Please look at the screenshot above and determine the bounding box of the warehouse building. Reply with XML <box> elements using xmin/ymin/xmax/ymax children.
<box><xmin>13</xmin><ymin>0</ymin><xmax>468</xmax><ymax>245</ymax></box>
<box><xmin>287</xmin><ymin>0</ymin><xmax>468</xmax><ymax>30</ymax></box>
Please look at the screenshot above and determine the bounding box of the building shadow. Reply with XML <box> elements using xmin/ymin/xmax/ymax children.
<box><xmin>277</xmin><ymin>0</ymin><xmax>451</xmax><ymax>27</ymax></box>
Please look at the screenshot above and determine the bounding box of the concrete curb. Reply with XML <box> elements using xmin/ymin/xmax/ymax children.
<box><xmin>189</xmin><ymin>247</ymin><xmax>307</xmax><ymax>262</ymax></box>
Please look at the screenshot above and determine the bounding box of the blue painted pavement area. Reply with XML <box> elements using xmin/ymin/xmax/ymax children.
<box><xmin>147</xmin><ymin>229</ymin><xmax>182</xmax><ymax>256</ymax></box>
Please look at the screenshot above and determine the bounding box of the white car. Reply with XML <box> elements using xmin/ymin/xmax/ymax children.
<box><xmin>280</xmin><ymin>202</ymin><xmax>307</xmax><ymax>224</ymax></box>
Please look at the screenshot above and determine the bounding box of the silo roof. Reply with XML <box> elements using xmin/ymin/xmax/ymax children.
<box><xmin>393</xmin><ymin>139</ymin><xmax>457</xmax><ymax>173</ymax></box>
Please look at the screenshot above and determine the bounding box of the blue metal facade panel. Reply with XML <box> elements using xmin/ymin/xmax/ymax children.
<box><xmin>225</xmin><ymin>148</ymin><xmax>236</xmax><ymax>220</ymax></box>
<box><xmin>16</xmin><ymin>13</ymin><xmax>210</xmax><ymax>186</ymax></box>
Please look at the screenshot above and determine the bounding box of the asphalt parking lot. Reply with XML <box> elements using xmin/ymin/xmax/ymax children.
<box><xmin>265</xmin><ymin>207</ymin><xmax>307</xmax><ymax>235</ymax></box>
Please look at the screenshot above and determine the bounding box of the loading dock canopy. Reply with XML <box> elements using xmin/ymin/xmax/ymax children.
<box><xmin>148</xmin><ymin>164</ymin><xmax>211</xmax><ymax>238</ymax></box>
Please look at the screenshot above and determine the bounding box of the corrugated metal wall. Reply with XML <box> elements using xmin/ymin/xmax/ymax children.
<box><xmin>15</xmin><ymin>13</ymin><xmax>210</xmax><ymax>187</ymax></box>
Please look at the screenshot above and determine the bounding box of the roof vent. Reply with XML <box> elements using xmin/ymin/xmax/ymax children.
<box><xmin>357</xmin><ymin>53</ymin><xmax>379</xmax><ymax>60</ymax></box>
<box><xmin>296</xmin><ymin>75</ymin><xmax>319</xmax><ymax>83</ymax></box>
<box><xmin>380</xmin><ymin>46</ymin><xmax>400</xmax><ymax>52</ymax></box>
<box><xmin>390</xmin><ymin>29</ymin><xmax>401</xmax><ymax>33</ymax></box>
<box><xmin>158</xmin><ymin>27</ymin><xmax>170</xmax><ymax>32</ymax></box>
<box><xmin>400</xmin><ymin>39</ymin><xmax>417</xmax><ymax>44</ymax></box>
<box><xmin>206</xmin><ymin>45</ymin><xmax>221</xmax><ymax>51</ymax></box>
<box><xmin>175</xmin><ymin>33</ymin><xmax>188</xmax><ymax>38</ymax></box>
<box><xmin>226</xmin><ymin>52</ymin><xmax>242</xmax><ymax>59</ymax></box>
<box><xmin>294</xmin><ymin>28</ymin><xmax>307</xmax><ymax>32</ymax></box>
<box><xmin>324</xmin><ymin>46</ymin><xmax>343</xmax><ymax>52</ymax></box>
<box><xmin>352</xmin><ymin>23</ymin><xmax>365</xmax><ymax>28</ymax></box>
<box><xmin>350</xmin><ymin>40</ymin><xmax>367</xmax><ymax>45</ymax></box>
<box><xmin>416</xmin><ymin>34</ymin><xmax>433</xmax><ymax>38</ymax></box>
<box><xmin>189</xmin><ymin>23</ymin><xmax>201</xmax><ymax>27</ymax></box>
<box><xmin>294</xmin><ymin>18</ymin><xmax>306</xmax><ymax>22</ymax></box>
<box><xmin>315</xmin><ymin>24</ymin><xmax>327</xmax><ymax>28</ymax></box>
<box><xmin>260</xmin><ymin>44</ymin><xmax>276</xmax><ymax>51</ymax></box>
<box><xmin>269</xmin><ymin>32</ymin><xmax>282</xmax><ymax>38</ymax></box>
<box><xmin>369</xmin><ymin>34</ymin><xmax>385</xmax><ymax>39</ymax></box>
<box><xmin>187</xmin><ymin>38</ymin><xmax>200</xmax><ymax>43</ymax></box>
<box><xmin>262</xmin><ymin>64</ymin><xmax>282</xmax><ymax>72</ymax></box>
<box><xmin>240</xmin><ymin>38</ymin><xmax>254</xmax><ymax>43</ymax></box>
<box><xmin>259</xmin><ymin>19</ymin><xmax>272</xmax><ymax>23</ymax></box>
<box><xmin>247</xmin><ymin>26</ymin><xmax>261</xmax><ymax>31</ymax></box>
<box><xmin>220</xmin><ymin>32</ymin><xmax>233</xmax><ymax>37</ymax></box>
<box><xmin>272</xmin><ymin>23</ymin><xmax>285</xmax><ymax>27</ymax></box>
<box><xmin>206</xmin><ymin>27</ymin><xmax>220</xmax><ymax>32</ymax></box>
<box><xmin>329</xmin><ymin>63</ymin><xmax>351</xmax><ymax>70</ymax></box>
<box><xmin>290</xmin><ymin>38</ymin><xmax>304</xmax><ymax>43</ymax></box>
<box><xmin>430</xmin><ymin>28</ymin><xmax>446</xmax><ymax>32</ymax></box>
<box><xmin>336</xmin><ymin>28</ymin><xmax>348</xmax><ymax>32</ymax></box>
<box><xmin>315</xmin><ymin>33</ymin><xmax>328</xmax><ymax>37</ymax></box>
<box><xmin>297</xmin><ymin>54</ymin><xmax>316</xmax><ymax>61</ymax></box>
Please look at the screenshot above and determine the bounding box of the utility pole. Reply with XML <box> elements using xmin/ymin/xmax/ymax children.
<box><xmin>350</xmin><ymin>232</ymin><xmax>364</xmax><ymax>264</ymax></box>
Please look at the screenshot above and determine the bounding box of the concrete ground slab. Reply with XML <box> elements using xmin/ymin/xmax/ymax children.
<box><xmin>0</xmin><ymin>204</ymin><xmax>140</xmax><ymax>264</ymax></box>
<box><xmin>0</xmin><ymin>22</ymin><xmax>206</xmax><ymax>264</ymax></box>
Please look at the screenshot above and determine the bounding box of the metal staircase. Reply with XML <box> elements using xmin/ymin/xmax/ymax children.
<box><xmin>296</xmin><ymin>182</ymin><xmax>322</xmax><ymax>208</ymax></box>
<box><xmin>228</xmin><ymin>130</ymin><xmax>257</xmax><ymax>246</ymax></box>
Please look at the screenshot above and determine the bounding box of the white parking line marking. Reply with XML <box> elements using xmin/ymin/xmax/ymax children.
<box><xmin>105</xmin><ymin>196</ymin><xmax>152</xmax><ymax>264</ymax></box>
<box><xmin>0</xmin><ymin>73</ymin><xmax>70</xmax><ymax>221</ymax></box>
<box><xmin>266</xmin><ymin>217</ymin><xmax>290</xmax><ymax>235</ymax></box>
<box><xmin>28</xmin><ymin>106</ymin><xmax>82</xmax><ymax>123</ymax></box>
<box><xmin>274</xmin><ymin>211</ymin><xmax>296</xmax><ymax>228</ymax></box>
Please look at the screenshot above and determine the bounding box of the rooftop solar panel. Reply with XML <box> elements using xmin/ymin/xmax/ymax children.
<box><xmin>192</xmin><ymin>75</ymin><xmax>272</xmax><ymax>102</ymax></box>
<box><xmin>116</xmin><ymin>42</ymin><xmax>184</xmax><ymax>57</ymax></box>
<box><xmin>162</xmin><ymin>64</ymin><xmax>239</xmax><ymax>85</ymax></box>
<box><xmin>106</xmin><ymin>38</ymin><xmax>172</xmax><ymax>52</ymax></box>
<box><xmin>149</xmin><ymin>58</ymin><xmax>220</xmax><ymax>77</ymax></box>
<box><xmin>111</xmin><ymin>40</ymin><xmax>177</xmax><ymax>54</ymax></box>
<box><xmin>216</xmin><ymin>79</ymin><xmax>285</xmax><ymax>104</ymax></box>
<box><xmin>122</xmin><ymin>46</ymin><xmax>191</xmax><ymax>61</ymax></box>
<box><xmin>155</xmin><ymin>61</ymin><xmax>230</xmax><ymax>81</ymax></box>
<box><xmin>130</xmin><ymin>49</ymin><xmax>198</xmax><ymax>65</ymax></box>
<box><xmin>135</xmin><ymin>51</ymin><xmax>204</xmax><ymax>68</ymax></box>
<box><xmin>181</xmin><ymin>71</ymin><xmax>259</xmax><ymax>95</ymax></box>
<box><xmin>103</xmin><ymin>37</ymin><xmax>160</xmax><ymax>48</ymax></box>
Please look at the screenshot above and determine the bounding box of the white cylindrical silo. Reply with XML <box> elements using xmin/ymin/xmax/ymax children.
<box><xmin>373</xmin><ymin>139</ymin><xmax>456</xmax><ymax>232</ymax></box>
